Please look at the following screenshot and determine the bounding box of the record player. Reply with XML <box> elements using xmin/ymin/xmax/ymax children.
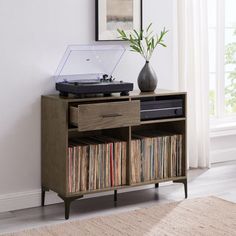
<box><xmin>55</xmin><ymin>45</ymin><xmax>133</xmax><ymax>97</ymax></box>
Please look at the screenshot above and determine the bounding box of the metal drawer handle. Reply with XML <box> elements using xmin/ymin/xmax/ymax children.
<box><xmin>101</xmin><ymin>113</ymin><xmax>123</xmax><ymax>118</ymax></box>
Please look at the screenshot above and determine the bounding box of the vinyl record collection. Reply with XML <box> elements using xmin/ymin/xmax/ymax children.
<box><xmin>67</xmin><ymin>136</ymin><xmax>127</xmax><ymax>193</ymax></box>
<box><xmin>67</xmin><ymin>132</ymin><xmax>184</xmax><ymax>193</ymax></box>
<box><xmin>131</xmin><ymin>133</ymin><xmax>183</xmax><ymax>184</ymax></box>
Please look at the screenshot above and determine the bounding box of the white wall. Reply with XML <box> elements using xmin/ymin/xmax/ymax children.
<box><xmin>0</xmin><ymin>0</ymin><xmax>177</xmax><ymax>211</ymax></box>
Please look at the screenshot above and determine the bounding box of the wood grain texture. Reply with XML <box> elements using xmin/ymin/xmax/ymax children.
<box><xmin>42</xmin><ymin>92</ymin><xmax>187</xmax><ymax>199</ymax></box>
<box><xmin>70</xmin><ymin>101</ymin><xmax>140</xmax><ymax>131</ymax></box>
<box><xmin>44</xmin><ymin>89</ymin><xmax>186</xmax><ymax>103</ymax></box>
<box><xmin>41</xmin><ymin>96</ymin><xmax>68</xmax><ymax>196</ymax></box>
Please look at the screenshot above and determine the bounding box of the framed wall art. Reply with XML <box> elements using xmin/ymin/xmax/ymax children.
<box><xmin>95</xmin><ymin>0</ymin><xmax>143</xmax><ymax>41</ymax></box>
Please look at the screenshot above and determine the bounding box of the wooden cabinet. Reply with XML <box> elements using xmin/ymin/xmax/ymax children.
<box><xmin>41</xmin><ymin>90</ymin><xmax>187</xmax><ymax>219</ymax></box>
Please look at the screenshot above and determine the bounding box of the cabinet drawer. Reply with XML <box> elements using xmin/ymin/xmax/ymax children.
<box><xmin>70</xmin><ymin>101</ymin><xmax>140</xmax><ymax>131</ymax></box>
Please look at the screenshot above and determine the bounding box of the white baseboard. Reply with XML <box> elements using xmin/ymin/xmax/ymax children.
<box><xmin>211</xmin><ymin>147</ymin><xmax>236</xmax><ymax>163</ymax></box>
<box><xmin>0</xmin><ymin>184</ymin><xmax>157</xmax><ymax>213</ymax></box>
<box><xmin>0</xmin><ymin>190</ymin><xmax>62</xmax><ymax>213</ymax></box>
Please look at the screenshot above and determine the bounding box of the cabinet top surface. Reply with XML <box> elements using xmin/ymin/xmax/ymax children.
<box><xmin>42</xmin><ymin>89</ymin><xmax>186</xmax><ymax>102</ymax></box>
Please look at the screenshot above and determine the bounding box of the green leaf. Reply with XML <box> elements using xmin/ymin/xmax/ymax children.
<box><xmin>140</xmin><ymin>29</ymin><xmax>143</xmax><ymax>39</ymax></box>
<box><xmin>117</xmin><ymin>23</ymin><xmax>168</xmax><ymax>60</ymax></box>
<box><xmin>133</xmin><ymin>29</ymin><xmax>140</xmax><ymax>39</ymax></box>
<box><xmin>146</xmin><ymin>23</ymin><xmax>152</xmax><ymax>33</ymax></box>
<box><xmin>145</xmin><ymin>37</ymin><xmax>149</xmax><ymax>47</ymax></box>
<box><xmin>151</xmin><ymin>38</ymin><xmax>154</xmax><ymax>49</ymax></box>
<box><xmin>130</xmin><ymin>45</ymin><xmax>141</xmax><ymax>53</ymax></box>
<box><xmin>159</xmin><ymin>43</ymin><xmax>167</xmax><ymax>47</ymax></box>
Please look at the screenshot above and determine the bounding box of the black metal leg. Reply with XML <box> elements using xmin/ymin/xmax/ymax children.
<box><xmin>41</xmin><ymin>186</ymin><xmax>49</xmax><ymax>207</ymax></box>
<box><xmin>114</xmin><ymin>190</ymin><xmax>117</xmax><ymax>202</ymax></box>
<box><xmin>173</xmin><ymin>179</ymin><xmax>188</xmax><ymax>199</ymax></box>
<box><xmin>41</xmin><ymin>189</ymin><xmax>45</xmax><ymax>207</ymax></box>
<box><xmin>58</xmin><ymin>195</ymin><xmax>83</xmax><ymax>220</ymax></box>
<box><xmin>155</xmin><ymin>183</ymin><xmax>159</xmax><ymax>188</ymax></box>
<box><xmin>183</xmin><ymin>179</ymin><xmax>188</xmax><ymax>199</ymax></box>
<box><xmin>64</xmin><ymin>199</ymin><xmax>71</xmax><ymax>220</ymax></box>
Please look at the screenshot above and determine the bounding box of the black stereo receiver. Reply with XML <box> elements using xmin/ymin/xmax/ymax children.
<box><xmin>140</xmin><ymin>98</ymin><xmax>184</xmax><ymax>121</ymax></box>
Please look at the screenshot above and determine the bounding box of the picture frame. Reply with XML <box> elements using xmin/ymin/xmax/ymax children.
<box><xmin>95</xmin><ymin>0</ymin><xmax>143</xmax><ymax>41</ymax></box>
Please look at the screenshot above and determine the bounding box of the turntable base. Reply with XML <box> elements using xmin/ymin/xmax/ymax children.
<box><xmin>56</xmin><ymin>80</ymin><xmax>133</xmax><ymax>97</ymax></box>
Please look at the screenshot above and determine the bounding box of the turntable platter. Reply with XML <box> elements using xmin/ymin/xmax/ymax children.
<box><xmin>68</xmin><ymin>80</ymin><xmax>100</xmax><ymax>85</ymax></box>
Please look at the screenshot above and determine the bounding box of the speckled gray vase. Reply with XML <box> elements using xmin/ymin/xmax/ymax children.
<box><xmin>138</xmin><ymin>61</ymin><xmax>157</xmax><ymax>92</ymax></box>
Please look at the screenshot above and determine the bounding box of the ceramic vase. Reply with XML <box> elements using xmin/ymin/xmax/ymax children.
<box><xmin>137</xmin><ymin>61</ymin><xmax>157</xmax><ymax>92</ymax></box>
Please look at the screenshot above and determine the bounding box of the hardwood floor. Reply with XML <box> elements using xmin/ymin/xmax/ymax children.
<box><xmin>0</xmin><ymin>161</ymin><xmax>236</xmax><ymax>234</ymax></box>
